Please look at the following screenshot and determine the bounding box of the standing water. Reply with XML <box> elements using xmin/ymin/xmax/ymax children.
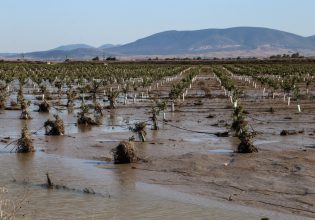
<box><xmin>0</xmin><ymin>152</ymin><xmax>263</xmax><ymax>220</ymax></box>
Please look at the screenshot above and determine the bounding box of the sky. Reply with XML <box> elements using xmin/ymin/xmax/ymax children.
<box><xmin>1</xmin><ymin>0</ymin><xmax>315</xmax><ymax>53</ymax></box>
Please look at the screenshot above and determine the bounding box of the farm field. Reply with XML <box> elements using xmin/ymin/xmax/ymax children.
<box><xmin>0</xmin><ymin>60</ymin><xmax>315</xmax><ymax>219</ymax></box>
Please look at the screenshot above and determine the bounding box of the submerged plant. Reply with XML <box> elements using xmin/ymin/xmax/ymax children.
<box><xmin>77</xmin><ymin>103</ymin><xmax>100</xmax><ymax>125</ymax></box>
<box><xmin>150</xmin><ymin>100</ymin><xmax>167</xmax><ymax>130</ymax></box>
<box><xmin>44</xmin><ymin>115</ymin><xmax>65</xmax><ymax>135</ymax></box>
<box><xmin>16</xmin><ymin>82</ymin><xmax>32</xmax><ymax>119</ymax></box>
<box><xmin>16</xmin><ymin>125</ymin><xmax>35</xmax><ymax>153</ymax></box>
<box><xmin>129</xmin><ymin>122</ymin><xmax>147</xmax><ymax>142</ymax></box>
<box><xmin>94</xmin><ymin>101</ymin><xmax>103</xmax><ymax>116</ymax></box>
<box><xmin>66</xmin><ymin>89</ymin><xmax>76</xmax><ymax>107</ymax></box>
<box><xmin>38</xmin><ymin>100</ymin><xmax>50</xmax><ymax>112</ymax></box>
<box><xmin>150</xmin><ymin>106</ymin><xmax>159</xmax><ymax>130</ymax></box>
<box><xmin>237</xmin><ymin>122</ymin><xmax>258</xmax><ymax>153</ymax></box>
<box><xmin>20</xmin><ymin>99</ymin><xmax>32</xmax><ymax>120</ymax></box>
<box><xmin>107</xmin><ymin>89</ymin><xmax>120</xmax><ymax>109</ymax></box>
<box><xmin>113</xmin><ymin>141</ymin><xmax>138</xmax><ymax>164</ymax></box>
<box><xmin>231</xmin><ymin>105</ymin><xmax>246</xmax><ymax>136</ymax></box>
<box><xmin>231</xmin><ymin>103</ymin><xmax>257</xmax><ymax>153</ymax></box>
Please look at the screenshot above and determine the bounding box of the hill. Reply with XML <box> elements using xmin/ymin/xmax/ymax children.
<box><xmin>2</xmin><ymin>27</ymin><xmax>315</xmax><ymax>60</ymax></box>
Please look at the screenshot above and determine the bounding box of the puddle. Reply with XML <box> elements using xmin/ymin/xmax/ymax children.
<box><xmin>208</xmin><ymin>149</ymin><xmax>234</xmax><ymax>154</ymax></box>
<box><xmin>0</xmin><ymin>153</ymin><xmax>261</xmax><ymax>219</ymax></box>
<box><xmin>96</xmin><ymin>139</ymin><xmax>121</xmax><ymax>142</ymax></box>
<box><xmin>84</xmin><ymin>160</ymin><xmax>113</xmax><ymax>165</ymax></box>
<box><xmin>254</xmin><ymin>140</ymin><xmax>279</xmax><ymax>145</ymax></box>
<box><xmin>304</xmin><ymin>144</ymin><xmax>315</xmax><ymax>148</ymax></box>
<box><xmin>102</xmin><ymin>125</ymin><xmax>128</xmax><ymax>133</ymax></box>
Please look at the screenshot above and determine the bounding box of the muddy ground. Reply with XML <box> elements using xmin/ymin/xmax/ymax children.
<box><xmin>0</xmin><ymin>69</ymin><xmax>315</xmax><ymax>219</ymax></box>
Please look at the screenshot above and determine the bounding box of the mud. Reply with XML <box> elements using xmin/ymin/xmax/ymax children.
<box><xmin>0</xmin><ymin>69</ymin><xmax>314</xmax><ymax>219</ymax></box>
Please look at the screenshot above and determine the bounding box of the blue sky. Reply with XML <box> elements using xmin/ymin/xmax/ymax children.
<box><xmin>1</xmin><ymin>0</ymin><xmax>315</xmax><ymax>52</ymax></box>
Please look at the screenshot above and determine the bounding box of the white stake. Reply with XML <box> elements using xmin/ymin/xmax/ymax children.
<box><xmin>124</xmin><ymin>96</ymin><xmax>127</xmax><ymax>105</ymax></box>
<box><xmin>263</xmin><ymin>88</ymin><xmax>265</xmax><ymax>97</ymax></box>
<box><xmin>234</xmin><ymin>100</ymin><xmax>238</xmax><ymax>108</ymax></box>
<box><xmin>288</xmin><ymin>97</ymin><xmax>291</xmax><ymax>106</ymax></box>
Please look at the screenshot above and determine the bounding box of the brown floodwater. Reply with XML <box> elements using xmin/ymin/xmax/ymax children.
<box><xmin>0</xmin><ymin>152</ymin><xmax>264</xmax><ymax>220</ymax></box>
<box><xmin>1</xmin><ymin>85</ymin><xmax>315</xmax><ymax>219</ymax></box>
<box><xmin>0</xmin><ymin>102</ymin><xmax>260</xmax><ymax>220</ymax></box>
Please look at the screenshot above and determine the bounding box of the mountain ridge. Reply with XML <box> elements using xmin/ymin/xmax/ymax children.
<box><xmin>1</xmin><ymin>27</ymin><xmax>315</xmax><ymax>60</ymax></box>
<box><xmin>50</xmin><ymin>44</ymin><xmax>94</xmax><ymax>51</ymax></box>
<box><xmin>106</xmin><ymin>27</ymin><xmax>315</xmax><ymax>55</ymax></box>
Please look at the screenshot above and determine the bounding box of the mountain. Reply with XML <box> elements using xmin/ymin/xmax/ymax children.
<box><xmin>2</xmin><ymin>27</ymin><xmax>315</xmax><ymax>60</ymax></box>
<box><xmin>107</xmin><ymin>27</ymin><xmax>315</xmax><ymax>55</ymax></box>
<box><xmin>308</xmin><ymin>35</ymin><xmax>315</xmax><ymax>43</ymax></box>
<box><xmin>50</xmin><ymin>44</ymin><xmax>94</xmax><ymax>51</ymax></box>
<box><xmin>98</xmin><ymin>44</ymin><xmax>119</xmax><ymax>49</ymax></box>
<box><xmin>25</xmin><ymin>48</ymin><xmax>104</xmax><ymax>60</ymax></box>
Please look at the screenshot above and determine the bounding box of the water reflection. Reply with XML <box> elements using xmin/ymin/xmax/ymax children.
<box><xmin>0</xmin><ymin>153</ymin><xmax>265</xmax><ymax>219</ymax></box>
<box><xmin>109</xmin><ymin>109</ymin><xmax>117</xmax><ymax>127</ymax></box>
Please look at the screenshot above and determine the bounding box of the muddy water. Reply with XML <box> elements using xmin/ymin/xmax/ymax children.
<box><xmin>0</xmin><ymin>153</ymin><xmax>261</xmax><ymax>220</ymax></box>
<box><xmin>0</xmin><ymin>106</ymin><xmax>257</xmax><ymax>219</ymax></box>
<box><xmin>1</xmin><ymin>90</ymin><xmax>315</xmax><ymax>219</ymax></box>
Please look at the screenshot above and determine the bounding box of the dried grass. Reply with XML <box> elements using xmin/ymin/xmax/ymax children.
<box><xmin>113</xmin><ymin>141</ymin><xmax>138</xmax><ymax>164</ymax></box>
<box><xmin>16</xmin><ymin>125</ymin><xmax>35</xmax><ymax>153</ymax></box>
<box><xmin>44</xmin><ymin>115</ymin><xmax>65</xmax><ymax>135</ymax></box>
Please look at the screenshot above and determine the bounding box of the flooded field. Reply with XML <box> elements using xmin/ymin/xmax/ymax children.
<box><xmin>0</xmin><ymin>61</ymin><xmax>315</xmax><ymax>219</ymax></box>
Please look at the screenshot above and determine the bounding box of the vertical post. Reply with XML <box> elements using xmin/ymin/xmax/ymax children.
<box><xmin>234</xmin><ymin>100</ymin><xmax>238</xmax><ymax>108</ymax></box>
<box><xmin>124</xmin><ymin>96</ymin><xmax>127</xmax><ymax>105</ymax></box>
<box><xmin>288</xmin><ymin>97</ymin><xmax>291</xmax><ymax>106</ymax></box>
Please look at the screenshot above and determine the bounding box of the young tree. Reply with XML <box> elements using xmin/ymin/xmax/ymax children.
<box><xmin>129</xmin><ymin>122</ymin><xmax>147</xmax><ymax>142</ymax></box>
<box><xmin>107</xmin><ymin>89</ymin><xmax>120</xmax><ymax>109</ymax></box>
